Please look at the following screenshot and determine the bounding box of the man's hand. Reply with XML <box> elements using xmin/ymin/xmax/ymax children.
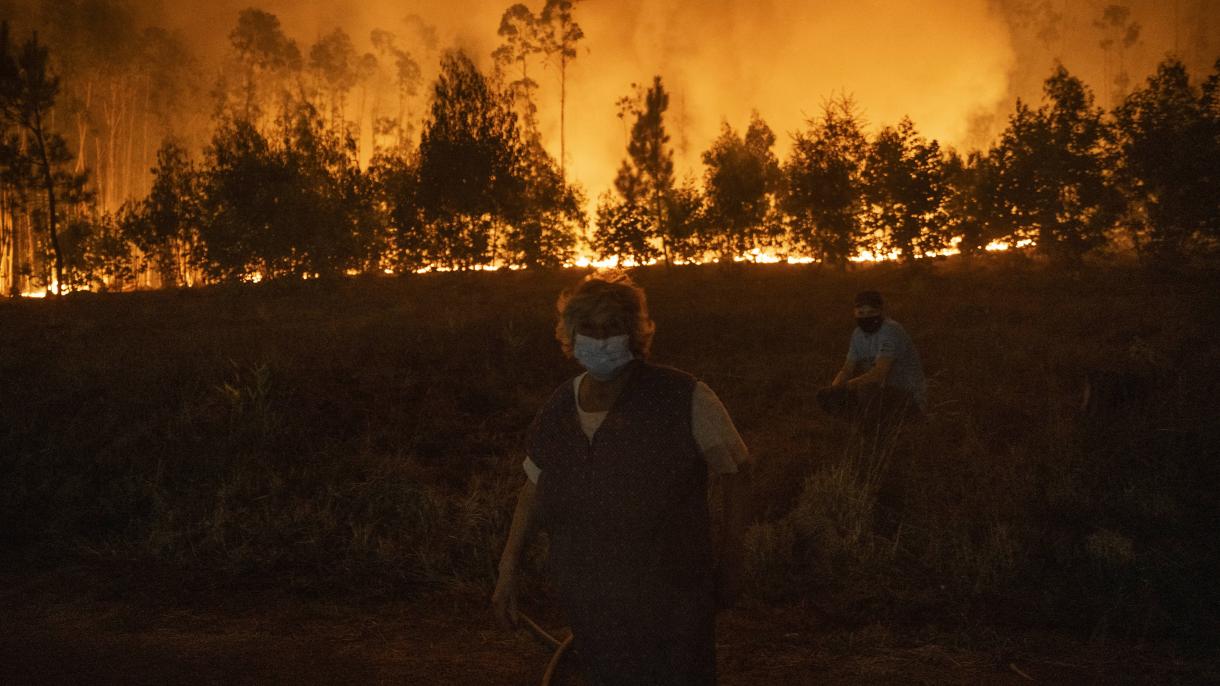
<box><xmin>492</xmin><ymin>567</ymin><xmax>520</xmax><ymax>630</ymax></box>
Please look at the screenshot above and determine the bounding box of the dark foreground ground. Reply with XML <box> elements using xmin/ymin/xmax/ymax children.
<box><xmin>2</xmin><ymin>257</ymin><xmax>1219</xmax><ymax>683</ymax></box>
<box><xmin>2</xmin><ymin>569</ymin><xmax>1215</xmax><ymax>685</ymax></box>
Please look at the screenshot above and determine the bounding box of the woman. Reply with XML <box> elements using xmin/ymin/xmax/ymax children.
<box><xmin>493</xmin><ymin>270</ymin><xmax>751</xmax><ymax>685</ymax></box>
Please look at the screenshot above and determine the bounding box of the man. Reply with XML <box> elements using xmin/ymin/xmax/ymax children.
<box><xmin>817</xmin><ymin>290</ymin><xmax>926</xmax><ymax>424</ymax></box>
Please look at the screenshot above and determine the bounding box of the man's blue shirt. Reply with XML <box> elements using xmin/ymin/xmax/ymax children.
<box><xmin>847</xmin><ymin>318</ymin><xmax>927</xmax><ymax>410</ymax></box>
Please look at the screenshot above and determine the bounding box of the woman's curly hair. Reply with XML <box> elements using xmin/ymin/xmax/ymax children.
<box><xmin>555</xmin><ymin>269</ymin><xmax>656</xmax><ymax>359</ymax></box>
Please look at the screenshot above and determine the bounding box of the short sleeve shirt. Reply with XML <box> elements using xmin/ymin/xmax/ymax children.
<box><xmin>523</xmin><ymin>374</ymin><xmax>749</xmax><ymax>484</ymax></box>
<box><xmin>847</xmin><ymin>318</ymin><xmax>927</xmax><ymax>410</ymax></box>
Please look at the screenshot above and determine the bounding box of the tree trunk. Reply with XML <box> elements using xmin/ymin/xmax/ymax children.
<box><xmin>0</xmin><ymin>188</ymin><xmax>9</xmax><ymax>295</ymax></box>
<box><xmin>559</xmin><ymin>52</ymin><xmax>566</xmax><ymax>181</ymax></box>
<box><xmin>32</xmin><ymin>116</ymin><xmax>63</xmax><ymax>295</ymax></box>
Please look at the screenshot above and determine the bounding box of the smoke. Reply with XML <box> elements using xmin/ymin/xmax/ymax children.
<box><xmin>302</xmin><ymin>0</ymin><xmax>1020</xmax><ymax>198</ymax></box>
<box><xmin>7</xmin><ymin>0</ymin><xmax>1219</xmax><ymax>201</ymax></box>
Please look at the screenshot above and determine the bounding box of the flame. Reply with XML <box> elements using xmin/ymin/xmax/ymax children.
<box><xmin>10</xmin><ymin>235</ymin><xmax>1037</xmax><ymax>296</ymax></box>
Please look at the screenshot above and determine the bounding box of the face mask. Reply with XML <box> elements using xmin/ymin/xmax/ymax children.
<box><xmin>856</xmin><ymin>316</ymin><xmax>884</xmax><ymax>334</ymax></box>
<box><xmin>573</xmin><ymin>333</ymin><xmax>634</xmax><ymax>380</ymax></box>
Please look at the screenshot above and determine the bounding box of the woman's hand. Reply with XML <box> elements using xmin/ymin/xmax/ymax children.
<box><xmin>715</xmin><ymin>555</ymin><xmax>744</xmax><ymax>610</ymax></box>
<box><xmin>492</xmin><ymin>566</ymin><xmax>520</xmax><ymax>630</ymax></box>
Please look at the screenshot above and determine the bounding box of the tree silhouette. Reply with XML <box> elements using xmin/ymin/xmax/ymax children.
<box><xmin>369</xmin><ymin>151</ymin><xmax>427</xmax><ymax>273</ymax></box>
<box><xmin>369</xmin><ymin>29</ymin><xmax>422</xmax><ymax>153</ymax></box>
<box><xmin>701</xmin><ymin>113</ymin><xmax>781</xmax><ymax>259</ymax></box>
<box><xmin>308</xmin><ymin>28</ymin><xmax>358</xmax><ymax>135</ymax></box>
<box><xmin>1093</xmin><ymin>3</ymin><xmax>1141</xmax><ymax>108</ymax></box>
<box><xmin>493</xmin><ymin>4</ymin><xmax>543</xmax><ymax>137</ymax></box>
<box><xmin>539</xmin><ymin>0</ymin><xmax>583</xmax><ymax>179</ymax></box>
<box><xmin>942</xmin><ymin>149</ymin><xmax>1005</xmax><ymax>256</ymax></box>
<box><xmin>613</xmin><ymin>76</ymin><xmax>675</xmax><ymax>264</ymax></box>
<box><xmin>198</xmin><ymin>103</ymin><xmax>374</xmax><ymax>281</ymax></box>
<box><xmin>120</xmin><ymin>140</ymin><xmax>204</xmax><ymax>286</ymax></box>
<box><xmin>990</xmin><ymin>66</ymin><xmax>1119</xmax><ymax>263</ymax></box>
<box><xmin>592</xmin><ymin>192</ymin><xmax>657</xmax><ymax>266</ymax></box>
<box><xmin>504</xmin><ymin>139</ymin><xmax>583</xmax><ymax>268</ymax></box>
<box><xmin>781</xmin><ymin>94</ymin><xmax>868</xmax><ymax>266</ymax></box>
<box><xmin>863</xmin><ymin>117</ymin><xmax>948</xmax><ymax>261</ymax></box>
<box><xmin>226</xmin><ymin>9</ymin><xmax>301</xmax><ymax>124</ymax></box>
<box><xmin>0</xmin><ymin>23</ymin><xmax>72</xmax><ymax>293</ymax></box>
<box><xmin>1114</xmin><ymin>57</ymin><xmax>1219</xmax><ymax>262</ymax></box>
<box><xmin>416</xmin><ymin>50</ymin><xmax>524</xmax><ymax>269</ymax></box>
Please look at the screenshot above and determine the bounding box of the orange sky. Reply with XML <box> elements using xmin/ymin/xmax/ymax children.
<box><xmin>149</xmin><ymin>0</ymin><xmax>1220</xmax><ymax>199</ymax></box>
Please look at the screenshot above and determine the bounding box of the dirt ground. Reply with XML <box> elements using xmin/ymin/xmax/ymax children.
<box><xmin>1</xmin><ymin>571</ymin><xmax>1215</xmax><ymax>685</ymax></box>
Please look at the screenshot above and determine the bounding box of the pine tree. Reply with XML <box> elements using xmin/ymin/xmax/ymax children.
<box><xmin>611</xmin><ymin>76</ymin><xmax>675</xmax><ymax>264</ymax></box>
<box><xmin>0</xmin><ymin>23</ymin><xmax>72</xmax><ymax>293</ymax></box>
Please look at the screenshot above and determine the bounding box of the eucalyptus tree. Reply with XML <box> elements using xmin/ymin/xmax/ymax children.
<box><xmin>308</xmin><ymin>28</ymin><xmax>358</xmax><ymax>134</ymax></box>
<box><xmin>225</xmin><ymin>8</ymin><xmax>302</xmax><ymax>125</ymax></box>
<box><xmin>493</xmin><ymin>4</ymin><xmax>544</xmax><ymax>137</ymax></box>
<box><xmin>370</xmin><ymin>29</ymin><xmax>422</xmax><ymax>152</ymax></box>
<box><xmin>539</xmin><ymin>0</ymin><xmax>583</xmax><ymax>178</ymax></box>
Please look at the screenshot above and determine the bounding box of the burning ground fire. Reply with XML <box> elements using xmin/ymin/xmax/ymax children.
<box><xmin>15</xmin><ymin>237</ymin><xmax>1036</xmax><ymax>296</ymax></box>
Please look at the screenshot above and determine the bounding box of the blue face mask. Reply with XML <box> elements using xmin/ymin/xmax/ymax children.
<box><xmin>573</xmin><ymin>333</ymin><xmax>634</xmax><ymax>380</ymax></box>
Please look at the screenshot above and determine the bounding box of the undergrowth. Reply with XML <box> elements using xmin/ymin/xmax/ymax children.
<box><xmin>1</xmin><ymin>258</ymin><xmax>1217</xmax><ymax>647</ymax></box>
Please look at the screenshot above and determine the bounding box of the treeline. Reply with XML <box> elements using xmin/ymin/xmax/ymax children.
<box><xmin>2</xmin><ymin>4</ymin><xmax>1219</xmax><ymax>294</ymax></box>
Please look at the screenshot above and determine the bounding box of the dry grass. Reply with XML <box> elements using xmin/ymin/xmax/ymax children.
<box><xmin>1</xmin><ymin>256</ymin><xmax>1217</xmax><ymax>647</ymax></box>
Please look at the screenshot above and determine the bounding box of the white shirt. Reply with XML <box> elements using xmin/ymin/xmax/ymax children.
<box><xmin>522</xmin><ymin>373</ymin><xmax>749</xmax><ymax>484</ymax></box>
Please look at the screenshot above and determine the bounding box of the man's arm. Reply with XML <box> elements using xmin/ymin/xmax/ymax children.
<box><xmin>492</xmin><ymin>479</ymin><xmax>538</xmax><ymax>629</ymax></box>
<box><xmin>831</xmin><ymin>358</ymin><xmax>855</xmax><ymax>386</ymax></box>
<box><xmin>846</xmin><ymin>356</ymin><xmax>894</xmax><ymax>388</ymax></box>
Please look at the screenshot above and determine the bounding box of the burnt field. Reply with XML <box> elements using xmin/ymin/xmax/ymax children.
<box><xmin>2</xmin><ymin>256</ymin><xmax>1219</xmax><ymax>683</ymax></box>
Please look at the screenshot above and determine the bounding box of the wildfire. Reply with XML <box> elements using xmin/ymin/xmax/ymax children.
<box><xmin>14</xmin><ymin>237</ymin><xmax>1037</xmax><ymax>296</ymax></box>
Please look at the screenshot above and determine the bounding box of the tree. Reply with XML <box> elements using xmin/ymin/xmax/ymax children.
<box><xmin>198</xmin><ymin>102</ymin><xmax>376</xmax><ymax>281</ymax></box>
<box><xmin>1113</xmin><ymin>57</ymin><xmax>1219</xmax><ymax>261</ymax></box>
<box><xmin>493</xmin><ymin>4</ymin><xmax>543</xmax><ymax>137</ymax></box>
<box><xmin>120</xmin><ymin>140</ymin><xmax>205</xmax><ymax>286</ymax></box>
<box><xmin>62</xmin><ymin>210</ymin><xmax>136</xmax><ymax>291</ymax></box>
<box><xmin>942</xmin><ymin>149</ymin><xmax>1005</xmax><ymax>256</ymax></box>
<box><xmin>1093</xmin><ymin>3</ymin><xmax>1141</xmax><ymax>108</ymax></box>
<box><xmin>539</xmin><ymin>0</ymin><xmax>583</xmax><ymax>179</ymax></box>
<box><xmin>0</xmin><ymin>23</ymin><xmax>73</xmax><ymax>293</ymax></box>
<box><xmin>663</xmin><ymin>177</ymin><xmax>706</xmax><ymax>264</ymax></box>
<box><xmin>862</xmin><ymin>117</ymin><xmax>949</xmax><ymax>261</ymax></box>
<box><xmin>369</xmin><ymin>29</ymin><xmax>422</xmax><ymax>152</ymax></box>
<box><xmin>614</xmin><ymin>76</ymin><xmax>675</xmax><ymax>264</ymax></box>
<box><xmin>990</xmin><ymin>66</ymin><xmax>1119</xmax><ymax>263</ymax></box>
<box><xmin>416</xmin><ymin>50</ymin><xmax>525</xmax><ymax>269</ymax></box>
<box><xmin>781</xmin><ymin>94</ymin><xmax>869</xmax><ymax>266</ymax></box>
<box><xmin>504</xmin><ymin>139</ymin><xmax>583</xmax><ymax>268</ymax></box>
<box><xmin>225</xmin><ymin>9</ymin><xmax>302</xmax><ymax>124</ymax></box>
<box><xmin>308</xmin><ymin>28</ymin><xmax>358</xmax><ymax>134</ymax></box>
<box><xmin>701</xmin><ymin>112</ymin><xmax>781</xmax><ymax>258</ymax></box>
<box><xmin>592</xmin><ymin>192</ymin><xmax>657</xmax><ymax>266</ymax></box>
<box><xmin>370</xmin><ymin>150</ymin><xmax>427</xmax><ymax>273</ymax></box>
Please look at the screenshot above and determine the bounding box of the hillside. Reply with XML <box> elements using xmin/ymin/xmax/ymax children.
<box><xmin>2</xmin><ymin>256</ymin><xmax>1218</xmax><ymax>682</ymax></box>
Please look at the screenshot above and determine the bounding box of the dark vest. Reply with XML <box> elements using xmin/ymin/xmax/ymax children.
<box><xmin>527</xmin><ymin>362</ymin><xmax>713</xmax><ymax>611</ymax></box>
